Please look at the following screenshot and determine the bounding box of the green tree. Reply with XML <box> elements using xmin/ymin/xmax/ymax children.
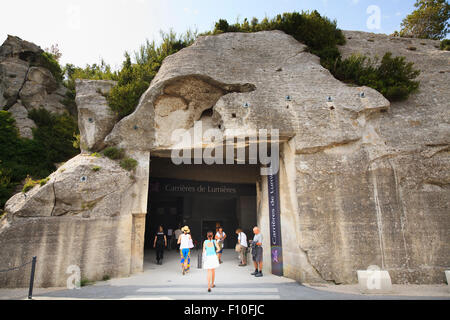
<box><xmin>107</xmin><ymin>30</ymin><xmax>197</xmax><ymax>119</ymax></box>
<box><xmin>209</xmin><ymin>11</ymin><xmax>345</xmax><ymax>70</ymax></box>
<box><xmin>28</xmin><ymin>109</ymin><xmax>80</xmax><ymax>165</ymax></box>
<box><xmin>0</xmin><ymin>109</ymin><xmax>80</xmax><ymax>208</ymax></box>
<box><xmin>0</xmin><ymin>162</ymin><xmax>13</xmax><ymax>209</ymax></box>
<box><xmin>333</xmin><ymin>52</ymin><xmax>420</xmax><ymax>101</ymax></box>
<box><xmin>441</xmin><ymin>38</ymin><xmax>450</xmax><ymax>49</ymax></box>
<box><xmin>398</xmin><ymin>0</ymin><xmax>450</xmax><ymax>40</ymax></box>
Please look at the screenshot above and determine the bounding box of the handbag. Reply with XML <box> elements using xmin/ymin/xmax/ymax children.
<box><xmin>235</xmin><ymin>232</ymin><xmax>243</xmax><ymax>252</ymax></box>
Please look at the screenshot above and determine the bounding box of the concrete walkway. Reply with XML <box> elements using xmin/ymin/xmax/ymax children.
<box><xmin>1</xmin><ymin>250</ymin><xmax>449</xmax><ymax>300</ymax></box>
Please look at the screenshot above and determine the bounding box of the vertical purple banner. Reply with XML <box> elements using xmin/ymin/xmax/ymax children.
<box><xmin>267</xmin><ymin>170</ymin><xmax>283</xmax><ymax>276</ymax></box>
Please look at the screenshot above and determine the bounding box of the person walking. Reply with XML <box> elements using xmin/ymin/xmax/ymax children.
<box><xmin>215</xmin><ymin>226</ymin><xmax>226</xmax><ymax>264</ymax></box>
<box><xmin>235</xmin><ymin>228</ymin><xmax>248</xmax><ymax>266</ymax></box>
<box><xmin>166</xmin><ymin>228</ymin><xmax>173</xmax><ymax>251</ymax></box>
<box><xmin>173</xmin><ymin>225</ymin><xmax>182</xmax><ymax>250</ymax></box>
<box><xmin>203</xmin><ymin>231</ymin><xmax>220</xmax><ymax>292</ymax></box>
<box><xmin>153</xmin><ymin>225</ymin><xmax>167</xmax><ymax>265</ymax></box>
<box><xmin>177</xmin><ymin>226</ymin><xmax>192</xmax><ymax>275</ymax></box>
<box><xmin>251</xmin><ymin>226</ymin><xmax>263</xmax><ymax>277</ymax></box>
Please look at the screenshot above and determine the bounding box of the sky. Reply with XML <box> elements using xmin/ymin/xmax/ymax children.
<box><xmin>0</xmin><ymin>0</ymin><xmax>420</xmax><ymax>69</ymax></box>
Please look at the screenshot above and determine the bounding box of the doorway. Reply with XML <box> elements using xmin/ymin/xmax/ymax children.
<box><xmin>144</xmin><ymin>196</ymin><xmax>183</xmax><ymax>250</ymax></box>
<box><xmin>144</xmin><ymin>156</ymin><xmax>258</xmax><ymax>260</ymax></box>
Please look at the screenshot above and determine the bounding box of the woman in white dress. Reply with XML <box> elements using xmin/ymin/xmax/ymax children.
<box><xmin>203</xmin><ymin>231</ymin><xmax>220</xmax><ymax>292</ymax></box>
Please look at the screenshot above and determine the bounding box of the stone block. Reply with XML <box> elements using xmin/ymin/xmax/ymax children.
<box><xmin>445</xmin><ymin>271</ymin><xmax>450</xmax><ymax>291</ymax></box>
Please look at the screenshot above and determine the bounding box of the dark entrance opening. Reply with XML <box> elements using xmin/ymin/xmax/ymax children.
<box><xmin>144</xmin><ymin>157</ymin><xmax>258</xmax><ymax>257</ymax></box>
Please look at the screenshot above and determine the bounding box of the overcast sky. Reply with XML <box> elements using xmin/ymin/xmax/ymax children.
<box><xmin>0</xmin><ymin>0</ymin><xmax>419</xmax><ymax>69</ymax></box>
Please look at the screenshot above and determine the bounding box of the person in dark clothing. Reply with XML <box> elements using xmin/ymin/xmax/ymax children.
<box><xmin>153</xmin><ymin>225</ymin><xmax>167</xmax><ymax>265</ymax></box>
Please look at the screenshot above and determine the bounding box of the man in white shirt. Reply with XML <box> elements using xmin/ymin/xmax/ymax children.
<box><xmin>236</xmin><ymin>228</ymin><xmax>248</xmax><ymax>266</ymax></box>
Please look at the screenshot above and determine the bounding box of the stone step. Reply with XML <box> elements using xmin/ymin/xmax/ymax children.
<box><xmin>137</xmin><ymin>287</ymin><xmax>279</xmax><ymax>293</ymax></box>
<box><xmin>122</xmin><ymin>294</ymin><xmax>281</xmax><ymax>300</ymax></box>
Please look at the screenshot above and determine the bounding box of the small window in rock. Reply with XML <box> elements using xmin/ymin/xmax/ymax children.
<box><xmin>232</xmin><ymin>113</ymin><xmax>237</xmax><ymax>118</ymax></box>
<box><xmin>201</xmin><ymin>108</ymin><xmax>213</xmax><ymax>118</ymax></box>
<box><xmin>19</xmin><ymin>51</ymin><xmax>35</xmax><ymax>63</ymax></box>
<box><xmin>329</xmin><ymin>106</ymin><xmax>335</xmax><ymax>110</ymax></box>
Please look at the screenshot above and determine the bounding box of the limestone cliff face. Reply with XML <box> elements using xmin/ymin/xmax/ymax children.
<box><xmin>1</xmin><ymin>30</ymin><xmax>448</xmax><ymax>287</ymax></box>
<box><xmin>106</xmin><ymin>31</ymin><xmax>389</xmax><ymax>151</ymax></box>
<box><xmin>295</xmin><ymin>31</ymin><xmax>450</xmax><ymax>284</ymax></box>
<box><xmin>105</xmin><ymin>30</ymin><xmax>450</xmax><ymax>284</ymax></box>
<box><xmin>0</xmin><ymin>35</ymin><xmax>70</xmax><ymax>138</ymax></box>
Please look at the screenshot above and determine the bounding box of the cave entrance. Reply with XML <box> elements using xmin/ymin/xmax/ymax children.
<box><xmin>144</xmin><ymin>156</ymin><xmax>259</xmax><ymax>263</ymax></box>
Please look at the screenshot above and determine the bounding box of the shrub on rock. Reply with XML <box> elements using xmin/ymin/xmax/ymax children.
<box><xmin>103</xmin><ymin>146</ymin><xmax>125</xmax><ymax>160</ymax></box>
<box><xmin>119</xmin><ymin>158</ymin><xmax>138</xmax><ymax>172</ymax></box>
<box><xmin>333</xmin><ymin>52</ymin><xmax>420</xmax><ymax>101</ymax></box>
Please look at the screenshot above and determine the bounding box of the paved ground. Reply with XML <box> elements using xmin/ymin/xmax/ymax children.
<box><xmin>1</xmin><ymin>250</ymin><xmax>449</xmax><ymax>300</ymax></box>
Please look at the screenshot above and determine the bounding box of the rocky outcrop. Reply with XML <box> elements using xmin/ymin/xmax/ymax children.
<box><xmin>295</xmin><ymin>31</ymin><xmax>450</xmax><ymax>284</ymax></box>
<box><xmin>5</xmin><ymin>154</ymin><xmax>135</xmax><ymax>218</ymax></box>
<box><xmin>106</xmin><ymin>31</ymin><xmax>389</xmax><ymax>151</ymax></box>
<box><xmin>105</xmin><ymin>30</ymin><xmax>449</xmax><ymax>284</ymax></box>
<box><xmin>0</xmin><ymin>58</ymin><xmax>29</xmax><ymax>108</ymax></box>
<box><xmin>8</xmin><ymin>102</ymin><xmax>37</xmax><ymax>139</ymax></box>
<box><xmin>0</xmin><ymin>34</ymin><xmax>42</xmax><ymax>60</ymax></box>
<box><xmin>0</xmin><ymin>154</ymin><xmax>138</xmax><ymax>287</ymax></box>
<box><xmin>1</xmin><ymin>30</ymin><xmax>449</xmax><ymax>287</ymax></box>
<box><xmin>0</xmin><ymin>35</ymin><xmax>69</xmax><ymax>138</ymax></box>
<box><xmin>75</xmin><ymin>79</ymin><xmax>118</xmax><ymax>152</ymax></box>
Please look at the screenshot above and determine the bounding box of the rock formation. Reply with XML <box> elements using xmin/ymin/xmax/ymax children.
<box><xmin>0</xmin><ymin>35</ymin><xmax>70</xmax><ymax>139</ymax></box>
<box><xmin>75</xmin><ymin>79</ymin><xmax>118</xmax><ymax>152</ymax></box>
<box><xmin>1</xmin><ymin>30</ymin><xmax>448</xmax><ymax>287</ymax></box>
<box><xmin>1</xmin><ymin>154</ymin><xmax>138</xmax><ymax>287</ymax></box>
<box><xmin>7</xmin><ymin>102</ymin><xmax>37</xmax><ymax>139</ymax></box>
